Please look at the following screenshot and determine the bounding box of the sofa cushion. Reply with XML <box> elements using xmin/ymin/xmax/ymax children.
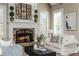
<box><xmin>51</xmin><ymin>36</ymin><xmax>59</xmax><ymax>43</ymax></box>
<box><xmin>46</xmin><ymin>41</ymin><xmax>62</xmax><ymax>49</ymax></box>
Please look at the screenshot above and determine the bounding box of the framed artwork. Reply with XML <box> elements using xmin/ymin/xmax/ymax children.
<box><xmin>65</xmin><ymin>12</ymin><xmax>77</xmax><ymax>31</ymax></box>
<box><xmin>16</xmin><ymin>3</ymin><xmax>22</xmax><ymax>19</ymax></box>
<box><xmin>16</xmin><ymin>3</ymin><xmax>31</xmax><ymax>20</ymax></box>
<box><xmin>26</xmin><ymin>4</ymin><xmax>31</xmax><ymax>20</ymax></box>
<box><xmin>21</xmin><ymin>3</ymin><xmax>27</xmax><ymax>19</ymax></box>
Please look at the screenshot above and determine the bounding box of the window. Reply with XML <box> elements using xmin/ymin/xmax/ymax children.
<box><xmin>53</xmin><ymin>9</ymin><xmax>64</xmax><ymax>36</ymax></box>
<box><xmin>39</xmin><ymin>11</ymin><xmax>49</xmax><ymax>35</ymax></box>
<box><xmin>0</xmin><ymin>4</ymin><xmax>7</xmax><ymax>39</ymax></box>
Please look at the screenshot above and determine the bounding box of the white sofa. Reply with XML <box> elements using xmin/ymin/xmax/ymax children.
<box><xmin>0</xmin><ymin>39</ymin><xmax>25</xmax><ymax>56</ymax></box>
<box><xmin>45</xmin><ymin>35</ymin><xmax>79</xmax><ymax>56</ymax></box>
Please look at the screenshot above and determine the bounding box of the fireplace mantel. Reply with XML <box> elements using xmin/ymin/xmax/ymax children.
<box><xmin>18</xmin><ymin>42</ymin><xmax>37</xmax><ymax>47</ymax></box>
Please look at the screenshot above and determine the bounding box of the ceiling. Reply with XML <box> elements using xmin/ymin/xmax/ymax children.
<box><xmin>47</xmin><ymin>3</ymin><xmax>58</xmax><ymax>8</ymax></box>
<box><xmin>47</xmin><ymin>3</ymin><xmax>62</xmax><ymax>8</ymax></box>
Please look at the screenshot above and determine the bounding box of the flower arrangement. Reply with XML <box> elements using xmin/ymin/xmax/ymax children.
<box><xmin>36</xmin><ymin>34</ymin><xmax>46</xmax><ymax>48</ymax></box>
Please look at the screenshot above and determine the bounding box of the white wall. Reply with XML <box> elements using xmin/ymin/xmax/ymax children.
<box><xmin>51</xmin><ymin>3</ymin><xmax>79</xmax><ymax>39</ymax></box>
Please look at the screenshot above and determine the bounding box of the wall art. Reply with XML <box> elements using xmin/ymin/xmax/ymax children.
<box><xmin>16</xmin><ymin>3</ymin><xmax>31</xmax><ymax>20</ymax></box>
<box><xmin>65</xmin><ymin>12</ymin><xmax>77</xmax><ymax>31</ymax></box>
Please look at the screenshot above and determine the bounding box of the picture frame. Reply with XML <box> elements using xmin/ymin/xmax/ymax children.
<box><xmin>65</xmin><ymin>12</ymin><xmax>77</xmax><ymax>31</ymax></box>
<box><xmin>21</xmin><ymin>3</ymin><xmax>27</xmax><ymax>19</ymax></box>
<box><xmin>16</xmin><ymin>3</ymin><xmax>22</xmax><ymax>19</ymax></box>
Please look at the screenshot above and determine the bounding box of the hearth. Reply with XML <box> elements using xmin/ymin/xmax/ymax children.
<box><xmin>13</xmin><ymin>28</ymin><xmax>35</xmax><ymax>44</ymax></box>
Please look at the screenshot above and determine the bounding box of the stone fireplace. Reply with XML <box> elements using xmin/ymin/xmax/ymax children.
<box><xmin>13</xmin><ymin>28</ymin><xmax>35</xmax><ymax>44</ymax></box>
<box><xmin>8</xmin><ymin>22</ymin><xmax>39</xmax><ymax>47</ymax></box>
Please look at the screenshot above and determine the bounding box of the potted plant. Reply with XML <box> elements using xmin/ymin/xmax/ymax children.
<box><xmin>36</xmin><ymin>34</ymin><xmax>46</xmax><ymax>48</ymax></box>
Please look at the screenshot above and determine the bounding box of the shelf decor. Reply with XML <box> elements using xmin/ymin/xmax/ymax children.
<box><xmin>9</xmin><ymin>6</ymin><xmax>14</xmax><ymax>22</ymax></box>
<box><xmin>34</xmin><ymin>10</ymin><xmax>38</xmax><ymax>23</ymax></box>
<box><xmin>10</xmin><ymin>6</ymin><xmax>14</xmax><ymax>10</ymax></box>
<box><xmin>9</xmin><ymin>12</ymin><xmax>14</xmax><ymax>17</ymax></box>
<box><xmin>34</xmin><ymin>10</ymin><xmax>38</xmax><ymax>13</ymax></box>
<box><xmin>16</xmin><ymin>3</ymin><xmax>31</xmax><ymax>20</ymax></box>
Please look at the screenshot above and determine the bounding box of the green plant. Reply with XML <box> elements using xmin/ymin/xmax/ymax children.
<box><xmin>34</xmin><ymin>19</ymin><xmax>37</xmax><ymax>23</ymax></box>
<box><xmin>9</xmin><ymin>12</ymin><xmax>14</xmax><ymax>16</ymax></box>
<box><xmin>34</xmin><ymin>15</ymin><xmax>38</xmax><ymax>18</ymax></box>
<box><xmin>10</xmin><ymin>6</ymin><xmax>14</xmax><ymax>10</ymax></box>
<box><xmin>34</xmin><ymin>10</ymin><xmax>38</xmax><ymax>13</ymax></box>
<box><xmin>34</xmin><ymin>10</ymin><xmax>38</xmax><ymax>23</ymax></box>
<box><xmin>34</xmin><ymin>14</ymin><xmax>38</xmax><ymax>23</ymax></box>
<box><xmin>36</xmin><ymin>34</ymin><xmax>45</xmax><ymax>45</ymax></box>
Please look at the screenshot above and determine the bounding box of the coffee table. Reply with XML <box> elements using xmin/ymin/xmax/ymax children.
<box><xmin>25</xmin><ymin>47</ymin><xmax>56</xmax><ymax>56</ymax></box>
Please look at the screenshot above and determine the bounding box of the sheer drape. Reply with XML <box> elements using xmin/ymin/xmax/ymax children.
<box><xmin>39</xmin><ymin>11</ymin><xmax>49</xmax><ymax>35</ymax></box>
<box><xmin>53</xmin><ymin>9</ymin><xmax>64</xmax><ymax>36</ymax></box>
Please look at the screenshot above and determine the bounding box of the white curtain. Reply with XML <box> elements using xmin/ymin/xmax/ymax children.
<box><xmin>39</xmin><ymin>11</ymin><xmax>49</xmax><ymax>35</ymax></box>
<box><xmin>53</xmin><ymin>9</ymin><xmax>64</xmax><ymax>36</ymax></box>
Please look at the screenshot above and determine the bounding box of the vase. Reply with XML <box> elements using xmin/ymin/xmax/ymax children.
<box><xmin>34</xmin><ymin>44</ymin><xmax>38</xmax><ymax>50</ymax></box>
<box><xmin>37</xmin><ymin>42</ymin><xmax>40</xmax><ymax>48</ymax></box>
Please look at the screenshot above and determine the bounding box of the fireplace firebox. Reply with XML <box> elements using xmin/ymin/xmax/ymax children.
<box><xmin>13</xmin><ymin>28</ymin><xmax>34</xmax><ymax>44</ymax></box>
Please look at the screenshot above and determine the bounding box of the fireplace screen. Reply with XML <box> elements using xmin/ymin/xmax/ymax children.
<box><xmin>15</xmin><ymin>29</ymin><xmax>34</xmax><ymax>43</ymax></box>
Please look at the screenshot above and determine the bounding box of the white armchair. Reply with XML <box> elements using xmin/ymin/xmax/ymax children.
<box><xmin>61</xmin><ymin>35</ymin><xmax>79</xmax><ymax>55</ymax></box>
<box><xmin>0</xmin><ymin>39</ymin><xmax>24</xmax><ymax>56</ymax></box>
<box><xmin>45</xmin><ymin>35</ymin><xmax>79</xmax><ymax>56</ymax></box>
